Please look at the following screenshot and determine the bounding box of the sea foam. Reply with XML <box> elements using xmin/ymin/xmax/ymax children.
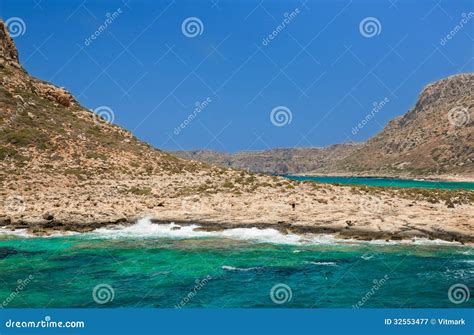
<box><xmin>222</xmin><ymin>265</ymin><xmax>263</xmax><ymax>272</ymax></box>
<box><xmin>90</xmin><ymin>217</ymin><xmax>340</xmax><ymax>245</ymax></box>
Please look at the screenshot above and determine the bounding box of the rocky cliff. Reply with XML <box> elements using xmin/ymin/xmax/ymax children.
<box><xmin>176</xmin><ymin>74</ymin><xmax>473</xmax><ymax>179</ymax></box>
<box><xmin>0</xmin><ymin>21</ymin><xmax>472</xmax><ymax>243</ymax></box>
<box><xmin>174</xmin><ymin>143</ymin><xmax>361</xmax><ymax>174</ymax></box>
<box><xmin>331</xmin><ymin>73</ymin><xmax>473</xmax><ymax>178</ymax></box>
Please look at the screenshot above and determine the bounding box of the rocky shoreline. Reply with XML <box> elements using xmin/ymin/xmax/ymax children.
<box><xmin>0</xmin><ymin>22</ymin><xmax>472</xmax><ymax>247</ymax></box>
<box><xmin>1</xmin><ymin>173</ymin><xmax>473</xmax><ymax>244</ymax></box>
<box><xmin>2</xmin><ymin>216</ymin><xmax>473</xmax><ymax>245</ymax></box>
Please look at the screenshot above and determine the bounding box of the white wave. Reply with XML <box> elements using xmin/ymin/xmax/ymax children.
<box><xmin>305</xmin><ymin>261</ymin><xmax>337</xmax><ymax>266</ymax></box>
<box><xmin>0</xmin><ymin>228</ymin><xmax>32</xmax><ymax>238</ymax></box>
<box><xmin>90</xmin><ymin>218</ymin><xmax>342</xmax><ymax>245</ymax></box>
<box><xmin>150</xmin><ymin>271</ymin><xmax>170</xmax><ymax>277</ymax></box>
<box><xmin>361</xmin><ymin>254</ymin><xmax>374</xmax><ymax>260</ymax></box>
<box><xmin>0</xmin><ymin>228</ymin><xmax>79</xmax><ymax>238</ymax></box>
<box><xmin>92</xmin><ymin>220</ymin><xmax>210</xmax><ymax>239</ymax></box>
<box><xmin>459</xmin><ymin>259</ymin><xmax>474</xmax><ymax>264</ymax></box>
<box><xmin>366</xmin><ymin>237</ymin><xmax>462</xmax><ymax>246</ymax></box>
<box><xmin>222</xmin><ymin>265</ymin><xmax>262</xmax><ymax>272</ymax></box>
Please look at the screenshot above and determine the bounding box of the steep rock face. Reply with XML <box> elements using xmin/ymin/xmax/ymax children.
<box><xmin>336</xmin><ymin>73</ymin><xmax>473</xmax><ymax>177</ymax></box>
<box><xmin>0</xmin><ymin>21</ymin><xmax>472</xmax><ymax>244</ymax></box>
<box><xmin>176</xmin><ymin>74</ymin><xmax>473</xmax><ymax>178</ymax></box>
<box><xmin>174</xmin><ymin>144</ymin><xmax>362</xmax><ymax>174</ymax></box>
<box><xmin>0</xmin><ymin>20</ymin><xmax>207</xmax><ymax>179</ymax></box>
<box><xmin>0</xmin><ymin>22</ymin><xmax>20</xmax><ymax>67</ymax></box>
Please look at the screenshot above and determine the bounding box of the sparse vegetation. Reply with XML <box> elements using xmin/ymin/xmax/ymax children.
<box><xmin>2</xmin><ymin>128</ymin><xmax>49</xmax><ymax>148</ymax></box>
<box><xmin>126</xmin><ymin>187</ymin><xmax>152</xmax><ymax>196</ymax></box>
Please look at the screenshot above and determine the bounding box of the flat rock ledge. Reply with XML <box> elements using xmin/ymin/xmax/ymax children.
<box><xmin>1</xmin><ymin>216</ymin><xmax>472</xmax><ymax>245</ymax></box>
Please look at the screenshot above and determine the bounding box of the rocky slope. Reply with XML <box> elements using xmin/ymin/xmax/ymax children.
<box><xmin>0</xmin><ymin>21</ymin><xmax>473</xmax><ymax>243</ymax></box>
<box><xmin>329</xmin><ymin>73</ymin><xmax>473</xmax><ymax>179</ymax></box>
<box><xmin>174</xmin><ymin>143</ymin><xmax>361</xmax><ymax>174</ymax></box>
<box><xmin>175</xmin><ymin>74</ymin><xmax>473</xmax><ymax>180</ymax></box>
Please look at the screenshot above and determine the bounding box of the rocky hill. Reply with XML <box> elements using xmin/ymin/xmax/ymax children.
<box><xmin>0</xmin><ymin>21</ymin><xmax>472</xmax><ymax>243</ymax></box>
<box><xmin>0</xmin><ymin>22</ymin><xmax>205</xmax><ymax>179</ymax></box>
<box><xmin>175</xmin><ymin>74</ymin><xmax>473</xmax><ymax>180</ymax></box>
<box><xmin>328</xmin><ymin>73</ymin><xmax>473</xmax><ymax>178</ymax></box>
<box><xmin>174</xmin><ymin>143</ymin><xmax>361</xmax><ymax>174</ymax></box>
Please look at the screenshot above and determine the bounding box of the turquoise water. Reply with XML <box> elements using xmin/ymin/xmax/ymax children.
<box><xmin>0</xmin><ymin>229</ymin><xmax>472</xmax><ymax>308</ymax></box>
<box><xmin>284</xmin><ymin>175</ymin><xmax>474</xmax><ymax>190</ymax></box>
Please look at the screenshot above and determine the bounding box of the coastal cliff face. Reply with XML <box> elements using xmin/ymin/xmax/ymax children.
<box><xmin>332</xmin><ymin>73</ymin><xmax>473</xmax><ymax>178</ymax></box>
<box><xmin>175</xmin><ymin>74</ymin><xmax>473</xmax><ymax>179</ymax></box>
<box><xmin>174</xmin><ymin>144</ymin><xmax>362</xmax><ymax>175</ymax></box>
<box><xmin>0</xmin><ymin>21</ymin><xmax>205</xmax><ymax>179</ymax></box>
<box><xmin>0</xmin><ymin>21</ymin><xmax>473</xmax><ymax>243</ymax></box>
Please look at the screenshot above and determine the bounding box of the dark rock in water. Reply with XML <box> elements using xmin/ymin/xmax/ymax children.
<box><xmin>0</xmin><ymin>247</ymin><xmax>41</xmax><ymax>259</ymax></box>
<box><xmin>42</xmin><ymin>212</ymin><xmax>54</xmax><ymax>220</ymax></box>
<box><xmin>0</xmin><ymin>247</ymin><xmax>18</xmax><ymax>259</ymax></box>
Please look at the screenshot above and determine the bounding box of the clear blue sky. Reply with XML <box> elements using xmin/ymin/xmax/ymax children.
<box><xmin>1</xmin><ymin>0</ymin><xmax>473</xmax><ymax>152</ymax></box>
